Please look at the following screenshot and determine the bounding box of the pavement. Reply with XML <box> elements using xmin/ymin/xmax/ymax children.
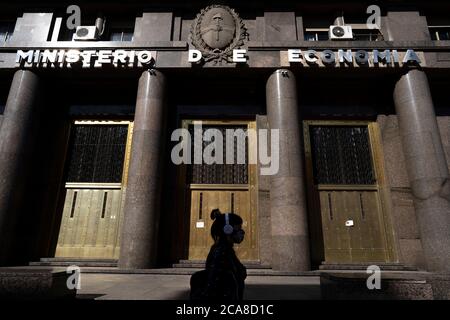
<box><xmin>75</xmin><ymin>273</ymin><xmax>322</xmax><ymax>300</ymax></box>
<box><xmin>3</xmin><ymin>266</ymin><xmax>440</xmax><ymax>300</ymax></box>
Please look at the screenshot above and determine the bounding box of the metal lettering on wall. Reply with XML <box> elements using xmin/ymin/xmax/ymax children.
<box><xmin>15</xmin><ymin>48</ymin><xmax>423</xmax><ymax>68</ymax></box>
<box><xmin>16</xmin><ymin>49</ymin><xmax>156</xmax><ymax>68</ymax></box>
<box><xmin>280</xmin><ymin>49</ymin><xmax>424</xmax><ymax>67</ymax></box>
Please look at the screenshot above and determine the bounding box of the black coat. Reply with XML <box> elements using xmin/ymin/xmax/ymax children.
<box><xmin>190</xmin><ymin>240</ymin><xmax>247</xmax><ymax>301</ymax></box>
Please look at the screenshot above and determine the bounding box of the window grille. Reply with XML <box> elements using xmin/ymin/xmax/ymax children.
<box><xmin>188</xmin><ymin>125</ymin><xmax>248</xmax><ymax>184</ymax></box>
<box><xmin>66</xmin><ymin>124</ymin><xmax>128</xmax><ymax>183</ymax></box>
<box><xmin>310</xmin><ymin>125</ymin><xmax>376</xmax><ymax>185</ymax></box>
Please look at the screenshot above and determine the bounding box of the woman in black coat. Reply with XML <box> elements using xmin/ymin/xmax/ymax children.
<box><xmin>190</xmin><ymin>209</ymin><xmax>247</xmax><ymax>301</ymax></box>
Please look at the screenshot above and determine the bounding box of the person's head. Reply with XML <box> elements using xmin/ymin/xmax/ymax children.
<box><xmin>210</xmin><ymin>209</ymin><xmax>245</xmax><ymax>244</ymax></box>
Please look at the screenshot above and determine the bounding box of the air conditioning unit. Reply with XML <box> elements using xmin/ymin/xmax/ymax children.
<box><xmin>329</xmin><ymin>25</ymin><xmax>353</xmax><ymax>40</ymax></box>
<box><xmin>72</xmin><ymin>26</ymin><xmax>99</xmax><ymax>41</ymax></box>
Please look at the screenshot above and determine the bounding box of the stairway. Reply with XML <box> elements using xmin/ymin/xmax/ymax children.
<box><xmin>172</xmin><ymin>259</ymin><xmax>272</xmax><ymax>269</ymax></box>
<box><xmin>29</xmin><ymin>258</ymin><xmax>418</xmax><ymax>272</ymax></box>
<box><xmin>29</xmin><ymin>257</ymin><xmax>118</xmax><ymax>267</ymax></box>
<box><xmin>319</xmin><ymin>262</ymin><xmax>419</xmax><ymax>271</ymax></box>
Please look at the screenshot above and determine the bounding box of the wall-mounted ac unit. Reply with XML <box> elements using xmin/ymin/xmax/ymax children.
<box><xmin>72</xmin><ymin>26</ymin><xmax>99</xmax><ymax>41</ymax></box>
<box><xmin>329</xmin><ymin>25</ymin><xmax>353</xmax><ymax>40</ymax></box>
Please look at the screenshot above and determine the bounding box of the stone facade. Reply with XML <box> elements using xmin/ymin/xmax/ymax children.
<box><xmin>0</xmin><ymin>1</ymin><xmax>449</xmax><ymax>273</ymax></box>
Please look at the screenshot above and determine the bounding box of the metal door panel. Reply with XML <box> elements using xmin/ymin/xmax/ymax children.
<box><xmin>305</xmin><ymin>121</ymin><xmax>396</xmax><ymax>264</ymax></box>
<box><xmin>55</xmin><ymin>121</ymin><xmax>132</xmax><ymax>259</ymax></box>
<box><xmin>184</xmin><ymin>120</ymin><xmax>259</xmax><ymax>262</ymax></box>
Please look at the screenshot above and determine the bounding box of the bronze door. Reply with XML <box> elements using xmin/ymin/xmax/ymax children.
<box><xmin>183</xmin><ymin>120</ymin><xmax>258</xmax><ymax>261</ymax></box>
<box><xmin>55</xmin><ymin>121</ymin><xmax>133</xmax><ymax>259</ymax></box>
<box><xmin>304</xmin><ymin>121</ymin><xmax>396</xmax><ymax>264</ymax></box>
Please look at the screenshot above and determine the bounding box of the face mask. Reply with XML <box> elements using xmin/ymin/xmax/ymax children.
<box><xmin>232</xmin><ymin>229</ymin><xmax>245</xmax><ymax>244</ymax></box>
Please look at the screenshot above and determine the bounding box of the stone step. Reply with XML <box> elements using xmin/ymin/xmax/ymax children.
<box><xmin>320</xmin><ymin>271</ymin><xmax>450</xmax><ymax>300</ymax></box>
<box><xmin>319</xmin><ymin>263</ymin><xmax>419</xmax><ymax>271</ymax></box>
<box><xmin>70</xmin><ymin>267</ymin><xmax>321</xmax><ymax>276</ymax></box>
<box><xmin>39</xmin><ymin>257</ymin><xmax>118</xmax><ymax>263</ymax></box>
<box><xmin>30</xmin><ymin>258</ymin><xmax>118</xmax><ymax>267</ymax></box>
<box><xmin>173</xmin><ymin>260</ymin><xmax>272</xmax><ymax>269</ymax></box>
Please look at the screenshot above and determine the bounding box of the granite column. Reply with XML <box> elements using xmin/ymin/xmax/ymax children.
<box><xmin>119</xmin><ymin>70</ymin><xmax>167</xmax><ymax>269</ymax></box>
<box><xmin>0</xmin><ymin>70</ymin><xmax>40</xmax><ymax>265</ymax></box>
<box><xmin>394</xmin><ymin>69</ymin><xmax>450</xmax><ymax>272</ymax></box>
<box><xmin>266</xmin><ymin>69</ymin><xmax>310</xmax><ymax>271</ymax></box>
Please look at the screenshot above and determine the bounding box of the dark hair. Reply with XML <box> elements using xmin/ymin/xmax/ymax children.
<box><xmin>210</xmin><ymin>208</ymin><xmax>243</xmax><ymax>241</ymax></box>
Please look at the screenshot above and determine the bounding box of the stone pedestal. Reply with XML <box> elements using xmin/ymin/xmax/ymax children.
<box><xmin>118</xmin><ymin>70</ymin><xmax>167</xmax><ymax>269</ymax></box>
<box><xmin>320</xmin><ymin>272</ymin><xmax>446</xmax><ymax>300</ymax></box>
<box><xmin>0</xmin><ymin>267</ymin><xmax>76</xmax><ymax>300</ymax></box>
<box><xmin>266</xmin><ymin>69</ymin><xmax>310</xmax><ymax>271</ymax></box>
<box><xmin>393</xmin><ymin>69</ymin><xmax>450</xmax><ymax>273</ymax></box>
<box><xmin>0</xmin><ymin>70</ymin><xmax>40</xmax><ymax>266</ymax></box>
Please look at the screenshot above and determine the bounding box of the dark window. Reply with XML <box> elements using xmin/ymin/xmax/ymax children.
<box><xmin>305</xmin><ymin>31</ymin><xmax>329</xmax><ymax>41</ymax></box>
<box><xmin>303</xmin><ymin>14</ymin><xmax>385</xmax><ymax>41</ymax></box>
<box><xmin>59</xmin><ymin>27</ymin><xmax>75</xmax><ymax>41</ymax></box>
<box><xmin>0</xmin><ymin>21</ymin><xmax>15</xmax><ymax>42</ymax></box>
<box><xmin>352</xmin><ymin>29</ymin><xmax>384</xmax><ymax>41</ymax></box>
<box><xmin>429</xmin><ymin>27</ymin><xmax>450</xmax><ymax>40</ymax></box>
<box><xmin>58</xmin><ymin>28</ymin><xmax>75</xmax><ymax>41</ymax></box>
<box><xmin>310</xmin><ymin>126</ymin><xmax>376</xmax><ymax>185</ymax></box>
<box><xmin>58</xmin><ymin>16</ymin><xmax>135</xmax><ymax>41</ymax></box>
<box><xmin>66</xmin><ymin>124</ymin><xmax>128</xmax><ymax>183</ymax></box>
<box><xmin>304</xmin><ymin>28</ymin><xmax>383</xmax><ymax>41</ymax></box>
<box><xmin>108</xmin><ymin>28</ymin><xmax>134</xmax><ymax>41</ymax></box>
<box><xmin>188</xmin><ymin>125</ymin><xmax>248</xmax><ymax>185</ymax></box>
<box><xmin>302</xmin><ymin>15</ymin><xmax>333</xmax><ymax>41</ymax></box>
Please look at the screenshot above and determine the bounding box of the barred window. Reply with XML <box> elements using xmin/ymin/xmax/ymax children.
<box><xmin>188</xmin><ymin>125</ymin><xmax>248</xmax><ymax>184</ymax></box>
<box><xmin>66</xmin><ymin>124</ymin><xmax>128</xmax><ymax>183</ymax></box>
<box><xmin>310</xmin><ymin>126</ymin><xmax>376</xmax><ymax>185</ymax></box>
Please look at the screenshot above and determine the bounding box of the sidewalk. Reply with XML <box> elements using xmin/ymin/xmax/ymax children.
<box><xmin>75</xmin><ymin>273</ymin><xmax>322</xmax><ymax>300</ymax></box>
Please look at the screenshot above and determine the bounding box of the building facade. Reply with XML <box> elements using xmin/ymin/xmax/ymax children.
<box><xmin>0</xmin><ymin>0</ymin><xmax>449</xmax><ymax>273</ymax></box>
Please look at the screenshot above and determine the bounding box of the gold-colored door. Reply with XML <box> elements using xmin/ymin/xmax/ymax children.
<box><xmin>304</xmin><ymin>121</ymin><xmax>396</xmax><ymax>264</ymax></box>
<box><xmin>183</xmin><ymin>120</ymin><xmax>258</xmax><ymax>261</ymax></box>
<box><xmin>55</xmin><ymin>120</ymin><xmax>133</xmax><ymax>259</ymax></box>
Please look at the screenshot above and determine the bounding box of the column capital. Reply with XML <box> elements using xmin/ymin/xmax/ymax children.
<box><xmin>138</xmin><ymin>69</ymin><xmax>166</xmax><ymax>100</ymax></box>
<box><xmin>266</xmin><ymin>69</ymin><xmax>297</xmax><ymax>101</ymax></box>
